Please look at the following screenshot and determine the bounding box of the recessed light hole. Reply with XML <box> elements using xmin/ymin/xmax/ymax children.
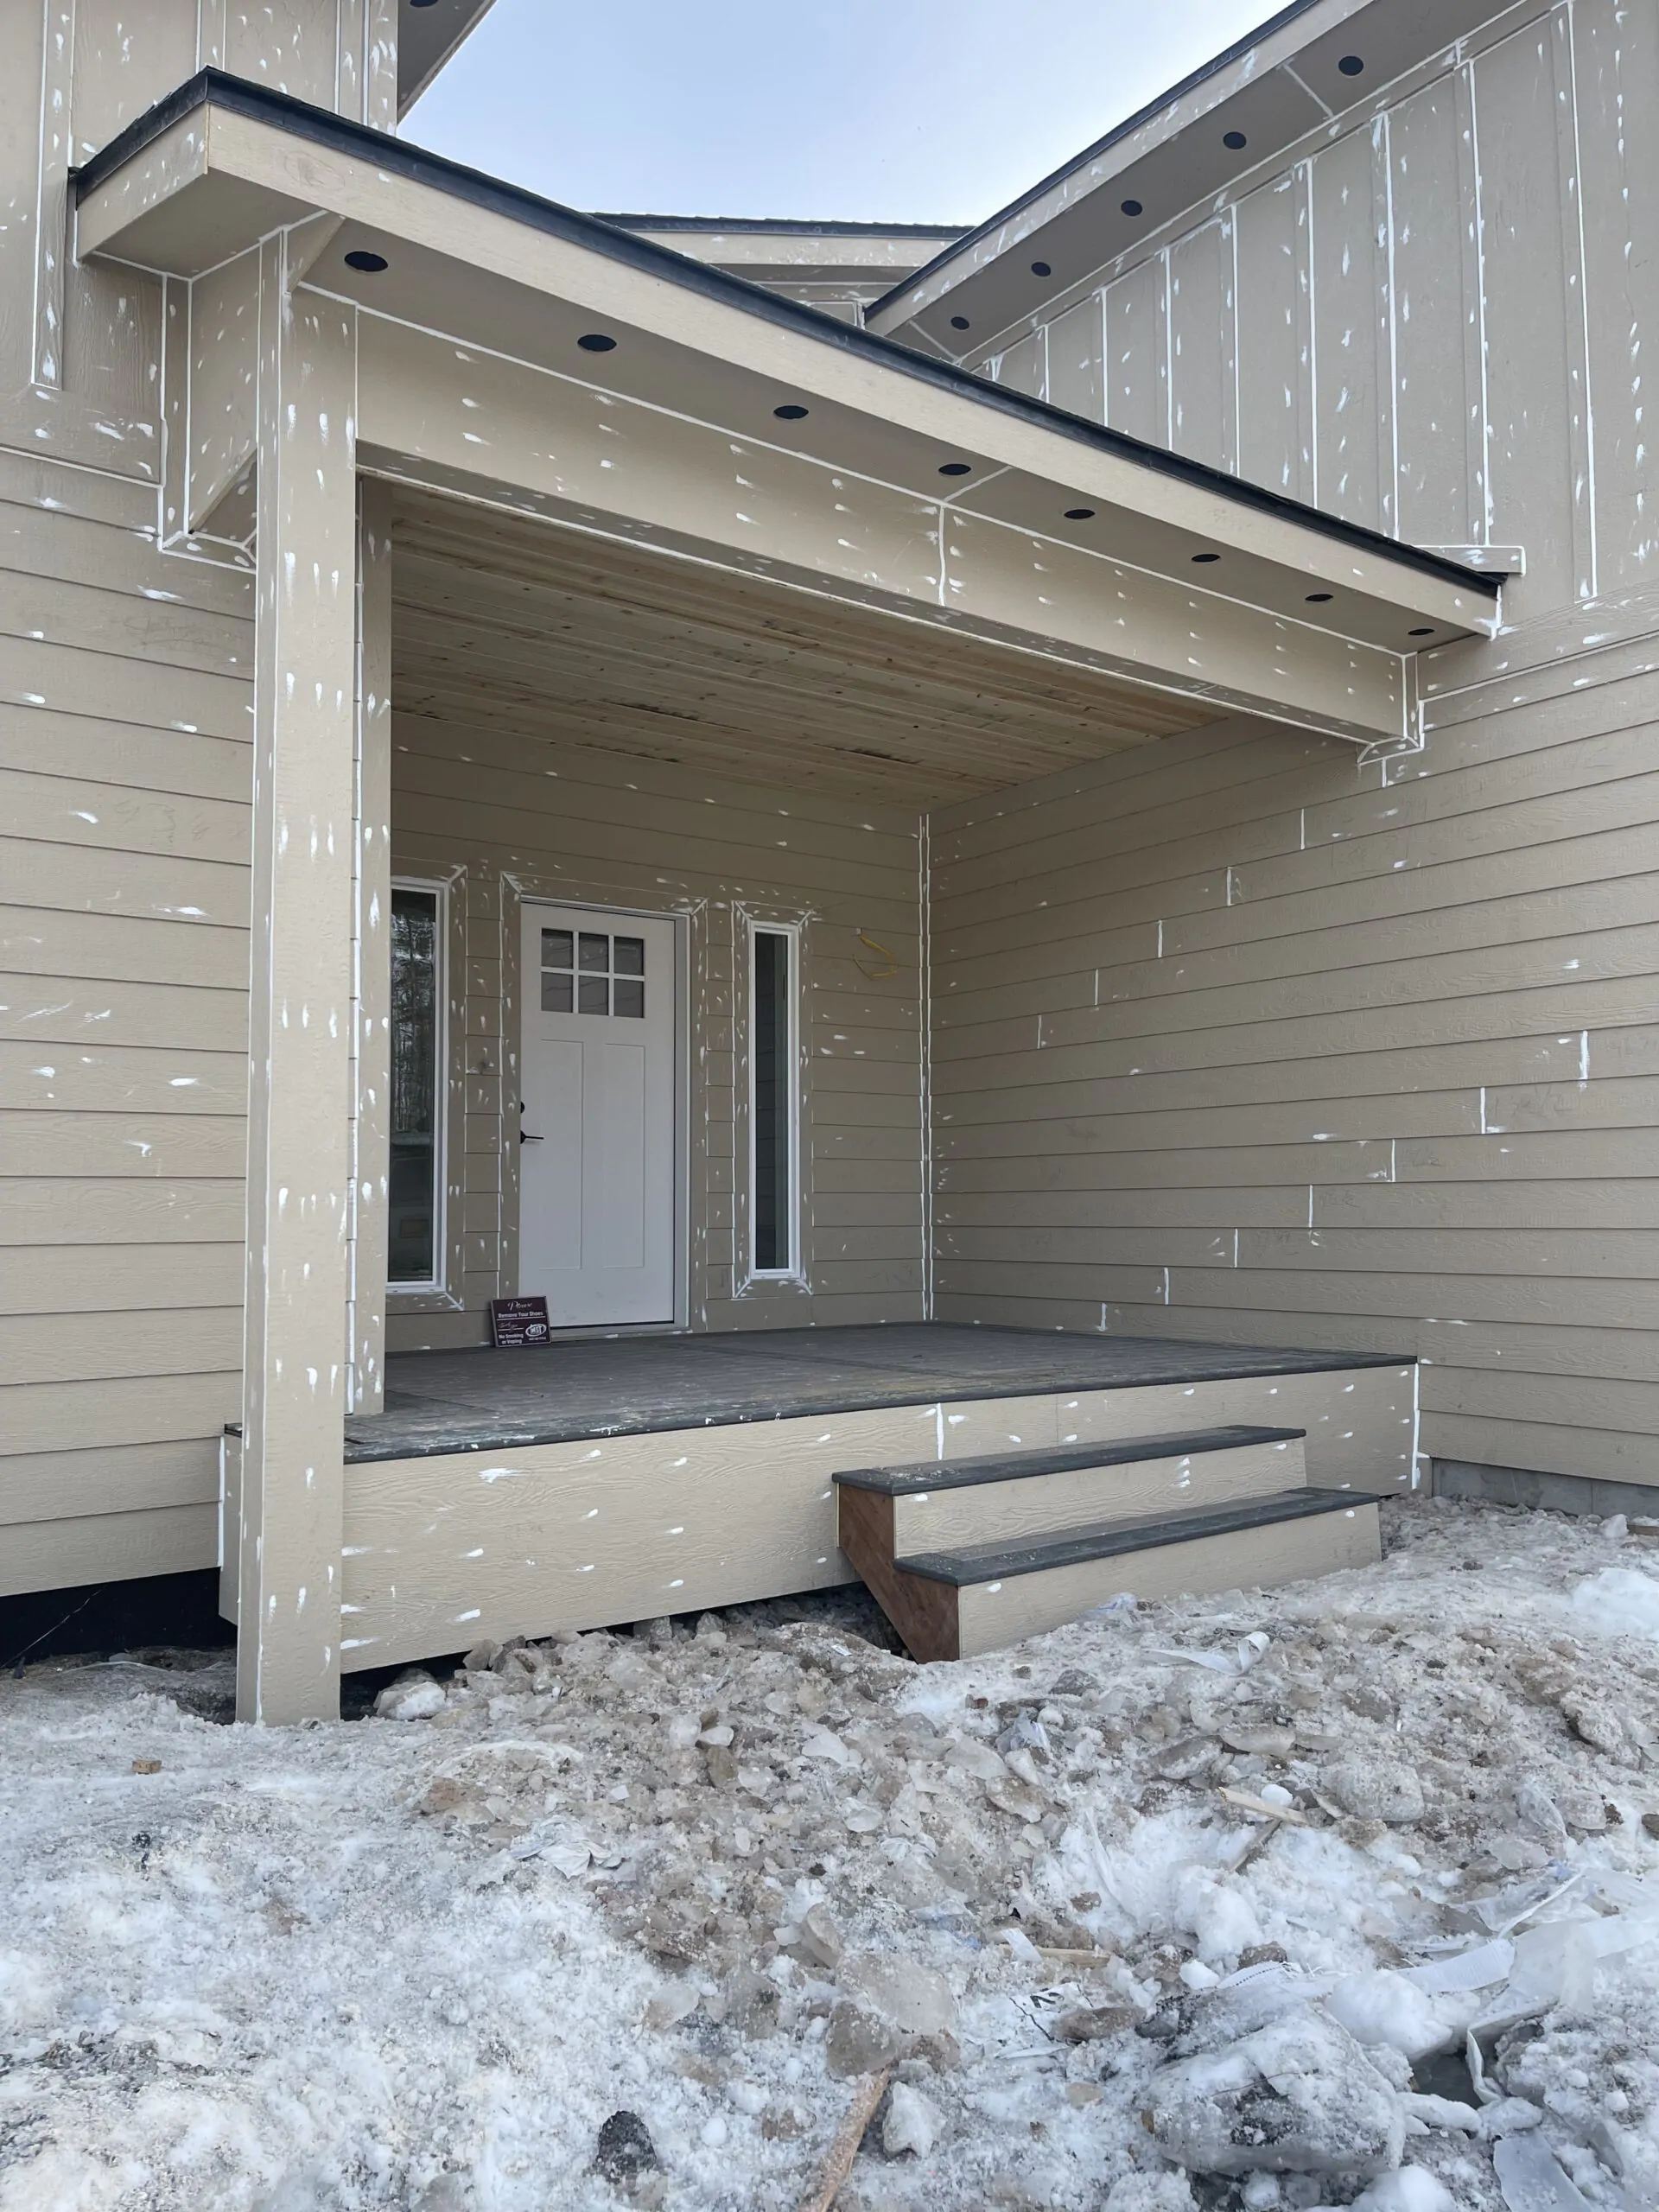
<box><xmin>1338</xmin><ymin>54</ymin><xmax>1364</xmax><ymax>76</ymax></box>
<box><xmin>344</xmin><ymin>250</ymin><xmax>387</xmax><ymax>272</ymax></box>
<box><xmin>1306</xmin><ymin>592</ymin><xmax>1333</xmax><ymax>603</ymax></box>
<box><xmin>1030</xmin><ymin>260</ymin><xmax>1052</xmax><ymax>276</ymax></box>
<box><xmin>1192</xmin><ymin>551</ymin><xmax>1222</xmax><ymax>564</ymax></box>
<box><xmin>938</xmin><ymin>461</ymin><xmax>972</xmax><ymax>477</ymax></box>
<box><xmin>1410</xmin><ymin>626</ymin><xmax>1435</xmax><ymax>637</ymax></box>
<box><xmin>773</xmin><ymin>404</ymin><xmax>808</xmax><ymax>420</ymax></box>
<box><xmin>577</xmin><ymin>333</ymin><xmax>617</xmax><ymax>353</ymax></box>
<box><xmin>1064</xmin><ymin>507</ymin><xmax>1096</xmax><ymax>520</ymax></box>
<box><xmin>950</xmin><ymin>315</ymin><xmax>970</xmax><ymax>331</ymax></box>
<box><xmin>1224</xmin><ymin>130</ymin><xmax>1248</xmax><ymax>150</ymax></box>
<box><xmin>1121</xmin><ymin>198</ymin><xmax>1143</xmax><ymax>217</ymax></box>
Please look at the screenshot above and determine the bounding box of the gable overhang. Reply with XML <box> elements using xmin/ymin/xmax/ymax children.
<box><xmin>73</xmin><ymin>73</ymin><xmax>1500</xmax><ymax>755</ymax></box>
<box><xmin>398</xmin><ymin>0</ymin><xmax>499</xmax><ymax>118</ymax></box>
<box><xmin>865</xmin><ymin>0</ymin><xmax>1514</xmax><ymax>361</ymax></box>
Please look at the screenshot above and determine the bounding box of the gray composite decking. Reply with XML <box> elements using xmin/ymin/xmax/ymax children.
<box><xmin>892</xmin><ymin>1484</ymin><xmax>1372</xmax><ymax>1586</ymax></box>
<box><xmin>830</xmin><ymin>1423</ymin><xmax>1306</xmax><ymax>1496</ymax></box>
<box><xmin>341</xmin><ymin>1323</ymin><xmax>1408</xmax><ymax>1463</ymax></box>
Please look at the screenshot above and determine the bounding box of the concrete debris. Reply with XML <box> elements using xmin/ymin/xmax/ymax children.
<box><xmin>7</xmin><ymin>1497</ymin><xmax>1659</xmax><ymax>2209</ymax></box>
<box><xmin>1320</xmin><ymin>1756</ymin><xmax>1426</xmax><ymax>1824</ymax></box>
<box><xmin>372</xmin><ymin>1669</ymin><xmax>446</xmax><ymax>1721</ymax></box>
<box><xmin>825</xmin><ymin>1953</ymin><xmax>958</xmax><ymax>2078</ymax></box>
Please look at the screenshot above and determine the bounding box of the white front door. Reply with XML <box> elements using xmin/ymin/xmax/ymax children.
<box><xmin>518</xmin><ymin>902</ymin><xmax>677</xmax><ymax>1327</ymax></box>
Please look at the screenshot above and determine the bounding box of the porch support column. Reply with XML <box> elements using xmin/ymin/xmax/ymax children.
<box><xmin>348</xmin><ymin>482</ymin><xmax>392</xmax><ymax>1418</ymax></box>
<box><xmin>237</xmin><ymin>237</ymin><xmax>360</xmax><ymax>1724</ymax></box>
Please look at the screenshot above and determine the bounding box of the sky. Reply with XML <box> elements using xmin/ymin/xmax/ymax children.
<box><xmin>407</xmin><ymin>0</ymin><xmax>1283</xmax><ymax>227</ymax></box>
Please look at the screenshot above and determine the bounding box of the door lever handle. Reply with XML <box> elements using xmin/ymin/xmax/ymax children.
<box><xmin>519</xmin><ymin>1129</ymin><xmax>543</xmax><ymax>1143</ymax></box>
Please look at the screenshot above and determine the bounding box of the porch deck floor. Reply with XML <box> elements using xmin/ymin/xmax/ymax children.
<box><xmin>346</xmin><ymin>1324</ymin><xmax>1407</xmax><ymax>1464</ymax></box>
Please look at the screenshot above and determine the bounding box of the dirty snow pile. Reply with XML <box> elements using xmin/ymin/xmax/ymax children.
<box><xmin>4</xmin><ymin>1498</ymin><xmax>1659</xmax><ymax>2211</ymax></box>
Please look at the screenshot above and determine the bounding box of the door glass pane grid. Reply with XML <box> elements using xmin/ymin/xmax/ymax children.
<box><xmin>542</xmin><ymin>927</ymin><xmax>645</xmax><ymax>1017</ymax></box>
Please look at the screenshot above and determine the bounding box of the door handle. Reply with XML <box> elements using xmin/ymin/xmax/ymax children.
<box><xmin>520</xmin><ymin>1130</ymin><xmax>543</xmax><ymax>1143</ymax></box>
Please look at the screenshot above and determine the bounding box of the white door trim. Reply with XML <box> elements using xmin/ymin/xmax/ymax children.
<box><xmin>516</xmin><ymin>893</ymin><xmax>688</xmax><ymax>1333</ymax></box>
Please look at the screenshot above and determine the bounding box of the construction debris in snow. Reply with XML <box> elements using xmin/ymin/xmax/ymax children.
<box><xmin>3</xmin><ymin>1497</ymin><xmax>1658</xmax><ymax>2209</ymax></box>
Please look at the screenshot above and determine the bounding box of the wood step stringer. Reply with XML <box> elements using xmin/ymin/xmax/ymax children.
<box><xmin>836</xmin><ymin>1481</ymin><xmax>963</xmax><ymax>1662</ymax></box>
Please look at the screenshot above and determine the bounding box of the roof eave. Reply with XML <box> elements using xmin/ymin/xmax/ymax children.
<box><xmin>72</xmin><ymin>71</ymin><xmax>1501</xmax><ymax>626</ymax></box>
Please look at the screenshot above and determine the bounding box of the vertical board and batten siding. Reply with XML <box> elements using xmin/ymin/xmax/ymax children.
<box><xmin>980</xmin><ymin>0</ymin><xmax>1659</xmax><ymax>630</ymax></box>
<box><xmin>949</xmin><ymin>0</ymin><xmax>1659</xmax><ymax>1490</ymax></box>
<box><xmin>928</xmin><ymin>672</ymin><xmax>1659</xmax><ymax>1489</ymax></box>
<box><xmin>386</xmin><ymin>716</ymin><xmax>925</xmax><ymax>1351</ymax></box>
<box><xmin>0</xmin><ymin>0</ymin><xmax>396</xmax><ymax>1596</ymax></box>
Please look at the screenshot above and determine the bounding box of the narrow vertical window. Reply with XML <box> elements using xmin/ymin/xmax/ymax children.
<box><xmin>389</xmin><ymin>885</ymin><xmax>442</xmax><ymax>1285</ymax></box>
<box><xmin>751</xmin><ymin>926</ymin><xmax>797</xmax><ymax>1275</ymax></box>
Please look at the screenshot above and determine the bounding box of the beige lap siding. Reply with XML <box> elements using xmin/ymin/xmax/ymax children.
<box><xmin>0</xmin><ymin>456</ymin><xmax>254</xmax><ymax>1592</ymax></box>
<box><xmin>386</xmin><ymin>713</ymin><xmax>925</xmax><ymax>1350</ymax></box>
<box><xmin>928</xmin><ymin>652</ymin><xmax>1659</xmax><ymax>1491</ymax></box>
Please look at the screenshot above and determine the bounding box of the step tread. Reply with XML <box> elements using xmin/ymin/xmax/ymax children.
<box><xmin>894</xmin><ymin>1485</ymin><xmax>1374</xmax><ymax>1586</ymax></box>
<box><xmin>832</xmin><ymin>1424</ymin><xmax>1306</xmax><ymax>1497</ymax></box>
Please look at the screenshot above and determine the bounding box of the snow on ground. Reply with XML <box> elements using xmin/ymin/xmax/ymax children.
<box><xmin>3</xmin><ymin>1497</ymin><xmax>1659</xmax><ymax>2212</ymax></box>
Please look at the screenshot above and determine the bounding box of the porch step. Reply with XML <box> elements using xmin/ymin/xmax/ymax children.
<box><xmin>836</xmin><ymin>1424</ymin><xmax>1307</xmax><ymax>1554</ymax></box>
<box><xmin>836</xmin><ymin>1434</ymin><xmax>1376</xmax><ymax>1662</ymax></box>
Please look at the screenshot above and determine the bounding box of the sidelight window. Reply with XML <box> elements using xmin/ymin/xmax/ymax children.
<box><xmin>750</xmin><ymin>925</ymin><xmax>799</xmax><ymax>1276</ymax></box>
<box><xmin>389</xmin><ymin>883</ymin><xmax>445</xmax><ymax>1287</ymax></box>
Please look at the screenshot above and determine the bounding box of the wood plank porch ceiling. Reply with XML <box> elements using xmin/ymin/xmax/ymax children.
<box><xmin>389</xmin><ymin>489</ymin><xmax>1221</xmax><ymax>808</ymax></box>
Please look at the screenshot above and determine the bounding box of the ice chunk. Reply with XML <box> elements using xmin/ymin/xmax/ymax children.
<box><xmin>1173</xmin><ymin>1866</ymin><xmax>1263</xmax><ymax>1965</ymax></box>
<box><xmin>801</xmin><ymin>1727</ymin><xmax>855</xmax><ymax>1766</ymax></box>
<box><xmin>1325</xmin><ymin>1970</ymin><xmax>1452</xmax><ymax>2064</ymax></box>
<box><xmin>1493</xmin><ymin>2133</ymin><xmax>1597</xmax><ymax>2212</ymax></box>
<box><xmin>1351</xmin><ymin>2173</ymin><xmax>1458</xmax><ymax>2212</ymax></box>
<box><xmin>882</xmin><ymin>2080</ymin><xmax>942</xmax><ymax>2158</ymax></box>
<box><xmin>1104</xmin><ymin>2178</ymin><xmax>1196</xmax><ymax>2212</ymax></box>
<box><xmin>1147</xmin><ymin>2007</ymin><xmax>1404</xmax><ymax>2177</ymax></box>
<box><xmin>1402</xmin><ymin>2092</ymin><xmax>1481</xmax><ymax>2133</ymax></box>
<box><xmin>1567</xmin><ymin>1567</ymin><xmax>1659</xmax><ymax>1639</ymax></box>
<box><xmin>1404</xmin><ymin>1938</ymin><xmax>1514</xmax><ymax>1993</ymax></box>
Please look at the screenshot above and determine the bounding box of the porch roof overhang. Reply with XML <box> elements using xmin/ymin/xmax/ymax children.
<box><xmin>73</xmin><ymin>72</ymin><xmax>1501</xmax><ymax>755</ymax></box>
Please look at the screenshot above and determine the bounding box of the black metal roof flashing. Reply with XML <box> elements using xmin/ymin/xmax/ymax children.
<box><xmin>73</xmin><ymin>69</ymin><xmax>1501</xmax><ymax>604</ymax></box>
<box><xmin>865</xmin><ymin>0</ymin><xmax>1330</xmax><ymax>320</ymax></box>
<box><xmin>594</xmin><ymin>215</ymin><xmax>969</xmax><ymax>238</ymax></box>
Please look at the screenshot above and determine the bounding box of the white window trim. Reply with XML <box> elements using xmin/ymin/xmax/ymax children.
<box><xmin>747</xmin><ymin>918</ymin><xmax>803</xmax><ymax>1282</ymax></box>
<box><xmin>387</xmin><ymin>875</ymin><xmax>449</xmax><ymax>1297</ymax></box>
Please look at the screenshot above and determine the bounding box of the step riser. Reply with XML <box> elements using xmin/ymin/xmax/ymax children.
<box><xmin>952</xmin><ymin>1502</ymin><xmax>1381</xmax><ymax>1660</ymax></box>
<box><xmin>888</xmin><ymin>1436</ymin><xmax>1306</xmax><ymax>1553</ymax></box>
